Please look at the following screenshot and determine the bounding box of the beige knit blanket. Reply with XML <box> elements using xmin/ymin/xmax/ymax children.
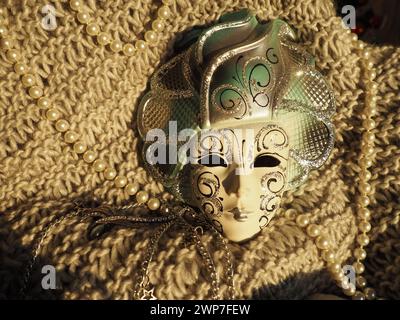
<box><xmin>0</xmin><ymin>0</ymin><xmax>399</xmax><ymax>299</ymax></box>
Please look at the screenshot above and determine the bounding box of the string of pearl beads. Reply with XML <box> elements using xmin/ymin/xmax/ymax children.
<box><xmin>69</xmin><ymin>0</ymin><xmax>173</xmax><ymax>54</ymax></box>
<box><xmin>294</xmin><ymin>32</ymin><xmax>378</xmax><ymax>300</ymax></box>
<box><xmin>0</xmin><ymin>2</ymin><xmax>174</xmax><ymax>211</ymax></box>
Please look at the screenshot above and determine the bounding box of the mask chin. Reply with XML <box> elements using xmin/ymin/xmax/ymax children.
<box><xmin>219</xmin><ymin>218</ymin><xmax>263</xmax><ymax>243</ymax></box>
<box><xmin>206</xmin><ymin>209</ymin><xmax>272</xmax><ymax>243</ymax></box>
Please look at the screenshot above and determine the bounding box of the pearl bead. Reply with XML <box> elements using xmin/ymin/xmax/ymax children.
<box><xmin>369</xmin><ymin>82</ymin><xmax>378</xmax><ymax>91</ymax></box>
<box><xmin>366</xmin><ymin>61</ymin><xmax>373</xmax><ymax>69</ymax></box>
<box><xmin>157</xmin><ymin>6</ymin><xmax>170</xmax><ymax>19</ymax></box>
<box><xmin>360</xmin><ymin>195</ymin><xmax>370</xmax><ymax>207</ymax></box>
<box><xmin>55</xmin><ymin>119</ymin><xmax>69</xmax><ymax>132</ymax></box>
<box><xmin>144</xmin><ymin>30</ymin><xmax>157</xmax><ymax>43</ymax></box>
<box><xmin>357</xmin><ymin>234</ymin><xmax>370</xmax><ymax>246</ymax></box>
<box><xmin>97</xmin><ymin>33</ymin><xmax>110</xmax><ymax>45</ymax></box>
<box><xmin>14</xmin><ymin>63</ymin><xmax>27</xmax><ymax>75</ymax></box>
<box><xmin>0</xmin><ymin>26</ymin><xmax>6</xmax><ymax>37</ymax></box>
<box><xmin>338</xmin><ymin>274</ymin><xmax>349</xmax><ymax>285</ymax></box>
<box><xmin>363</xmin><ymin>119</ymin><xmax>375</xmax><ymax>130</ymax></box>
<box><xmin>354</xmin><ymin>248</ymin><xmax>367</xmax><ymax>260</ymax></box>
<box><xmin>37</xmin><ymin>97</ymin><xmax>50</xmax><ymax>109</ymax></box>
<box><xmin>357</xmin><ymin>276</ymin><xmax>367</xmax><ymax>288</ymax></box>
<box><xmin>136</xmin><ymin>190</ymin><xmax>149</xmax><ymax>204</ymax></box>
<box><xmin>368</xmin><ymin>70</ymin><xmax>376</xmax><ymax>80</ymax></box>
<box><xmin>104</xmin><ymin>168</ymin><xmax>117</xmax><ymax>180</ymax></box>
<box><xmin>364</xmin><ymin>288</ymin><xmax>376</xmax><ymax>300</ymax></box>
<box><xmin>162</xmin><ymin>192</ymin><xmax>171</xmax><ymax>201</ymax></box>
<box><xmin>73</xmin><ymin>141</ymin><xmax>87</xmax><ymax>154</ymax></box>
<box><xmin>1</xmin><ymin>38</ymin><xmax>13</xmax><ymax>50</ymax></box>
<box><xmin>315</xmin><ymin>235</ymin><xmax>330</xmax><ymax>250</ymax></box>
<box><xmin>147</xmin><ymin>198</ymin><xmax>161</xmax><ymax>211</ymax></box>
<box><xmin>83</xmin><ymin>150</ymin><xmax>96</xmax><ymax>163</ymax></box>
<box><xmin>285</xmin><ymin>211</ymin><xmax>296</xmax><ymax>221</ymax></box>
<box><xmin>122</xmin><ymin>43</ymin><xmax>135</xmax><ymax>56</ymax></box>
<box><xmin>363</xmin><ymin>51</ymin><xmax>370</xmax><ymax>59</ymax></box>
<box><xmin>86</xmin><ymin>23</ymin><xmax>100</xmax><ymax>36</ymax></box>
<box><xmin>160</xmin><ymin>205</ymin><xmax>170</xmax><ymax>214</ymax></box>
<box><xmin>361</xmin><ymin>158</ymin><xmax>373</xmax><ymax>169</ymax></box>
<box><xmin>110</xmin><ymin>40</ymin><xmax>122</xmax><ymax>52</ymax></box>
<box><xmin>93</xmin><ymin>159</ymin><xmax>106</xmax><ymax>172</ymax></box>
<box><xmin>152</xmin><ymin>19</ymin><xmax>164</xmax><ymax>32</ymax></box>
<box><xmin>343</xmin><ymin>286</ymin><xmax>356</xmax><ymax>296</ymax></box>
<box><xmin>351</xmin><ymin>34</ymin><xmax>358</xmax><ymax>42</ymax></box>
<box><xmin>69</xmin><ymin>0</ymin><xmax>82</xmax><ymax>11</ymax></box>
<box><xmin>28</xmin><ymin>86</ymin><xmax>43</xmax><ymax>99</ymax></box>
<box><xmin>357</xmin><ymin>42</ymin><xmax>365</xmax><ymax>50</ymax></box>
<box><xmin>353</xmin><ymin>262</ymin><xmax>365</xmax><ymax>274</ymax></box>
<box><xmin>364</xmin><ymin>132</ymin><xmax>375</xmax><ymax>144</ymax></box>
<box><xmin>362</xmin><ymin>145</ymin><xmax>374</xmax><ymax>156</ymax></box>
<box><xmin>352</xmin><ymin>292</ymin><xmax>365</xmax><ymax>300</ymax></box>
<box><xmin>46</xmin><ymin>108</ymin><xmax>60</xmax><ymax>121</ymax></box>
<box><xmin>296</xmin><ymin>214</ymin><xmax>309</xmax><ymax>227</ymax></box>
<box><xmin>125</xmin><ymin>182</ymin><xmax>139</xmax><ymax>196</ymax></box>
<box><xmin>336</xmin><ymin>274</ymin><xmax>347</xmax><ymax>287</ymax></box>
<box><xmin>64</xmin><ymin>130</ymin><xmax>78</xmax><ymax>143</ymax></box>
<box><xmin>369</xmin><ymin>95</ymin><xmax>378</xmax><ymax>104</ymax></box>
<box><xmin>359</xmin><ymin>183</ymin><xmax>371</xmax><ymax>194</ymax></box>
<box><xmin>114</xmin><ymin>175</ymin><xmax>127</xmax><ymax>188</ymax></box>
<box><xmin>22</xmin><ymin>74</ymin><xmax>35</xmax><ymax>87</ymax></box>
<box><xmin>358</xmin><ymin>208</ymin><xmax>371</xmax><ymax>219</ymax></box>
<box><xmin>359</xmin><ymin>221</ymin><xmax>371</xmax><ymax>233</ymax></box>
<box><xmin>77</xmin><ymin>12</ymin><xmax>90</xmax><ymax>24</ymax></box>
<box><xmin>369</xmin><ymin>106</ymin><xmax>377</xmax><ymax>117</ymax></box>
<box><xmin>329</xmin><ymin>262</ymin><xmax>342</xmax><ymax>276</ymax></box>
<box><xmin>306</xmin><ymin>224</ymin><xmax>321</xmax><ymax>237</ymax></box>
<box><xmin>322</xmin><ymin>250</ymin><xmax>335</xmax><ymax>263</ymax></box>
<box><xmin>6</xmin><ymin>49</ymin><xmax>19</xmax><ymax>63</ymax></box>
<box><xmin>135</xmin><ymin>40</ymin><xmax>147</xmax><ymax>51</ymax></box>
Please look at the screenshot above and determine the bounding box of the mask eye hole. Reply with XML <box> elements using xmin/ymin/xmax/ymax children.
<box><xmin>253</xmin><ymin>154</ymin><xmax>280</xmax><ymax>168</ymax></box>
<box><xmin>197</xmin><ymin>154</ymin><xmax>228</xmax><ymax>167</ymax></box>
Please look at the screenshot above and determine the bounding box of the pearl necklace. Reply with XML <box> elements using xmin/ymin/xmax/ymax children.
<box><xmin>294</xmin><ymin>31</ymin><xmax>378</xmax><ymax>300</ymax></box>
<box><xmin>1</xmin><ymin>3</ymin><xmax>379</xmax><ymax>299</ymax></box>
<box><xmin>0</xmin><ymin>0</ymin><xmax>175</xmax><ymax>212</ymax></box>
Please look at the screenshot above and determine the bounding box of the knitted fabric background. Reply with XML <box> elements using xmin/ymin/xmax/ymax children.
<box><xmin>0</xmin><ymin>0</ymin><xmax>399</xmax><ymax>299</ymax></box>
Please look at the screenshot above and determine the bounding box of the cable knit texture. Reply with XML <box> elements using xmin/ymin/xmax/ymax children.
<box><xmin>0</xmin><ymin>0</ymin><xmax>399</xmax><ymax>299</ymax></box>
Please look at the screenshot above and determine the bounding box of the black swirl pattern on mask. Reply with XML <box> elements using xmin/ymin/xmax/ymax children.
<box><xmin>212</xmin><ymin>54</ymin><xmax>276</xmax><ymax>119</ymax></box>
<box><xmin>261</xmin><ymin>171</ymin><xmax>286</xmax><ymax>193</ymax></box>
<box><xmin>195</xmin><ymin>171</ymin><xmax>220</xmax><ymax>198</ymax></box>
<box><xmin>266</xmin><ymin>47</ymin><xmax>279</xmax><ymax>64</ymax></box>
<box><xmin>201</xmin><ymin>198</ymin><xmax>224</xmax><ymax>217</ymax></box>
<box><xmin>194</xmin><ymin>171</ymin><xmax>224</xmax><ymax>217</ymax></box>
<box><xmin>259</xmin><ymin>215</ymin><xmax>270</xmax><ymax>229</ymax></box>
<box><xmin>199</xmin><ymin>132</ymin><xmax>224</xmax><ymax>153</ymax></box>
<box><xmin>196</xmin><ymin>132</ymin><xmax>232</xmax><ymax>163</ymax></box>
<box><xmin>260</xmin><ymin>194</ymin><xmax>282</xmax><ymax>212</ymax></box>
<box><xmin>255</xmin><ymin>125</ymin><xmax>288</xmax><ymax>152</ymax></box>
<box><xmin>216</xmin><ymin>85</ymin><xmax>248</xmax><ymax>119</ymax></box>
<box><xmin>248</xmin><ymin>63</ymin><xmax>270</xmax><ymax>108</ymax></box>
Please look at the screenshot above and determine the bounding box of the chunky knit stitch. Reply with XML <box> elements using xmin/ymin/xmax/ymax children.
<box><xmin>0</xmin><ymin>0</ymin><xmax>399</xmax><ymax>299</ymax></box>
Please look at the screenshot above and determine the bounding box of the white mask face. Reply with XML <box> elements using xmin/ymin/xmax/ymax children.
<box><xmin>186</xmin><ymin>122</ymin><xmax>289</xmax><ymax>242</ymax></box>
<box><xmin>137</xmin><ymin>11</ymin><xmax>336</xmax><ymax>244</ymax></box>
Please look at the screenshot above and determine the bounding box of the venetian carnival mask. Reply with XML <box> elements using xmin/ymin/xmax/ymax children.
<box><xmin>137</xmin><ymin>9</ymin><xmax>335</xmax><ymax>242</ymax></box>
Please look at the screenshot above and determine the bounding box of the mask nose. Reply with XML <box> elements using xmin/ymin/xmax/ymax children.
<box><xmin>222</xmin><ymin>167</ymin><xmax>249</xmax><ymax>199</ymax></box>
<box><xmin>223</xmin><ymin>166</ymin><xmax>237</xmax><ymax>195</ymax></box>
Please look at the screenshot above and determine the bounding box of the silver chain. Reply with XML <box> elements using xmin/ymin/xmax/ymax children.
<box><xmin>20</xmin><ymin>208</ymin><xmax>86</xmax><ymax>298</ymax></box>
<box><xmin>20</xmin><ymin>202</ymin><xmax>236</xmax><ymax>300</ymax></box>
